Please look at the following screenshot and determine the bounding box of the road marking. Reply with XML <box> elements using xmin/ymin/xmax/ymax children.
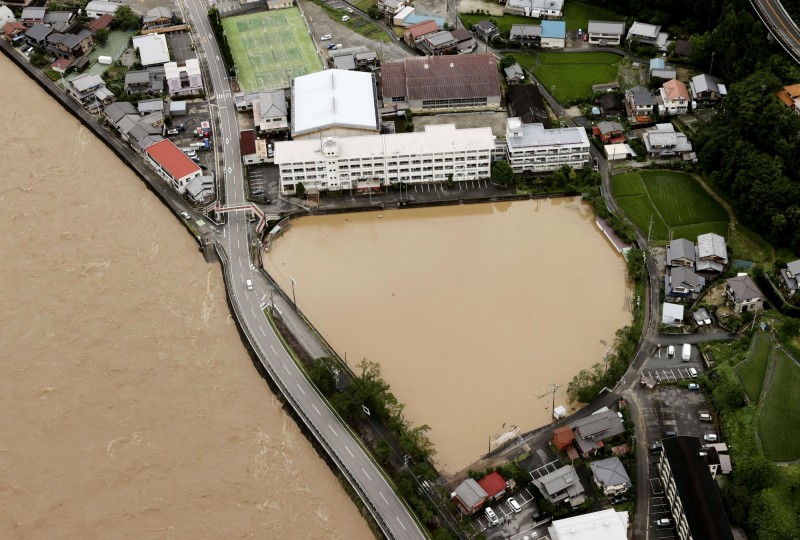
<box><xmin>396</xmin><ymin>517</ymin><xmax>407</xmax><ymax>531</ymax></box>
<box><xmin>312</xmin><ymin>403</ymin><xmax>321</xmax><ymax>415</ymax></box>
<box><xmin>283</xmin><ymin>363</ymin><xmax>290</xmax><ymax>374</ymax></box>
<box><xmin>361</xmin><ymin>468</ymin><xmax>371</xmax><ymax>481</ymax></box>
<box><xmin>380</xmin><ymin>491</ymin><xmax>388</xmax><ymax>504</ymax></box>
<box><xmin>296</xmin><ymin>383</ymin><xmax>306</xmax><ymax>395</ymax></box>
<box><xmin>270</xmin><ymin>345</ymin><xmax>277</xmax><ymax>355</ymax></box>
<box><xmin>344</xmin><ymin>445</ymin><xmax>354</xmax><ymax>457</ymax></box>
<box><xmin>328</xmin><ymin>424</ymin><xmax>338</xmax><ymax>436</ymax></box>
<box><xmin>260</xmin><ymin>326</ymin><xmax>266</xmax><ymax>336</ymax></box>
<box><xmin>225</xmin><ymin>137</ymin><xmax>230</xmax><ymax>145</ymax></box>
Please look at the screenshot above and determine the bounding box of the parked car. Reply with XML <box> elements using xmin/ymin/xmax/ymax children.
<box><xmin>484</xmin><ymin>507</ymin><xmax>499</xmax><ymax>526</ymax></box>
<box><xmin>703</xmin><ymin>433</ymin><xmax>718</xmax><ymax>442</ymax></box>
<box><xmin>699</xmin><ymin>413</ymin><xmax>712</xmax><ymax>422</ymax></box>
<box><xmin>507</xmin><ymin>497</ymin><xmax>521</xmax><ymax>513</ymax></box>
<box><xmin>649</xmin><ymin>442</ymin><xmax>663</xmax><ymax>454</ymax></box>
<box><xmin>180</xmin><ymin>211</ymin><xmax>191</xmax><ymax>220</ymax></box>
<box><xmin>610</xmin><ymin>496</ymin><xmax>628</xmax><ymax>505</ymax></box>
<box><xmin>320</xmin><ymin>34</ymin><xmax>332</xmax><ymax>41</ymax></box>
<box><xmin>345</xmin><ymin>7</ymin><xmax>353</xmax><ymax>12</ymax></box>
<box><xmin>327</xmin><ymin>43</ymin><xmax>337</xmax><ymax>50</ymax></box>
<box><xmin>167</xmin><ymin>128</ymin><xmax>179</xmax><ymax>136</ymax></box>
<box><xmin>656</xmin><ymin>518</ymin><xmax>671</xmax><ymax>527</ymax></box>
<box><xmin>341</xmin><ymin>15</ymin><xmax>350</xmax><ymax>21</ymax></box>
<box><xmin>664</xmin><ymin>431</ymin><xmax>677</xmax><ymax>438</ymax></box>
<box><xmin>688</xmin><ymin>383</ymin><xmax>700</xmax><ymax>390</ymax></box>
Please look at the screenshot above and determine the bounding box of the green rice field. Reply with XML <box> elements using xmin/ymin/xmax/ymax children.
<box><xmin>222</xmin><ymin>8</ymin><xmax>322</xmax><ymax>92</ymax></box>
<box><xmin>737</xmin><ymin>332</ymin><xmax>772</xmax><ymax>402</ymax></box>
<box><xmin>758</xmin><ymin>349</ymin><xmax>800</xmax><ymax>461</ymax></box>
<box><xmin>530</xmin><ymin>52</ymin><xmax>622</xmax><ymax>103</ymax></box>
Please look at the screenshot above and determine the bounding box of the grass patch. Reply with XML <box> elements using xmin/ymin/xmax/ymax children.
<box><xmin>563</xmin><ymin>1</ymin><xmax>625</xmax><ymax>31</ymax></box>
<box><xmin>222</xmin><ymin>8</ymin><xmax>322</xmax><ymax>92</ymax></box>
<box><xmin>351</xmin><ymin>0</ymin><xmax>373</xmax><ymax>11</ymax></box>
<box><xmin>758</xmin><ymin>349</ymin><xmax>800</xmax><ymax>461</ymax></box>
<box><xmin>311</xmin><ymin>0</ymin><xmax>391</xmax><ymax>42</ymax></box>
<box><xmin>511</xmin><ymin>52</ymin><xmax>537</xmax><ymax>71</ymax></box>
<box><xmin>737</xmin><ymin>332</ymin><xmax>772</xmax><ymax>402</ymax></box>
<box><xmin>460</xmin><ymin>13</ymin><xmax>538</xmax><ymax>35</ymax></box>
<box><xmin>728</xmin><ymin>225</ymin><xmax>772</xmax><ymax>264</ymax></box>
<box><xmin>611</xmin><ymin>170</ymin><xmax>730</xmax><ymax>245</ymax></box>
<box><xmin>532</xmin><ymin>52</ymin><xmax>622</xmax><ymax>103</ymax></box>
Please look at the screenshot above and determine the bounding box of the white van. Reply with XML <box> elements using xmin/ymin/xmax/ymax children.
<box><xmin>667</xmin><ymin>345</ymin><xmax>675</xmax><ymax>358</ymax></box>
<box><xmin>246</xmin><ymin>279</ymin><xmax>253</xmax><ymax>290</ymax></box>
<box><xmin>689</xmin><ymin>367</ymin><xmax>698</xmax><ymax>379</ymax></box>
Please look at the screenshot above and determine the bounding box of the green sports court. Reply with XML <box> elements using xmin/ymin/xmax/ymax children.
<box><xmin>222</xmin><ymin>8</ymin><xmax>323</xmax><ymax>93</ymax></box>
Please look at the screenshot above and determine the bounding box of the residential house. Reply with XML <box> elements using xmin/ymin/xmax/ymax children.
<box><xmin>626</xmin><ymin>21</ymin><xmax>668</xmax><ymax>50</ymax></box>
<box><xmin>507</xmin><ymin>84</ymin><xmax>550</xmax><ymax>126</ymax></box>
<box><xmin>667</xmin><ymin>266</ymin><xmax>703</xmax><ymax>299</ymax></box>
<box><xmin>85</xmin><ymin>1</ymin><xmax>121</xmax><ymax>19</ymax></box>
<box><xmin>450</xmin><ymin>28</ymin><xmax>477</xmax><ymax>54</ymax></box>
<box><xmin>4</xmin><ymin>21</ymin><xmax>28</xmax><ymax>43</ymax></box>
<box><xmin>592</xmin><ymin>120</ymin><xmax>625</xmax><ymax>143</ymax></box>
<box><xmin>540</xmin><ymin>20</ymin><xmax>565</xmax><ymax>48</ymax></box>
<box><xmin>604</xmin><ymin>143</ymin><xmax>637</xmax><ymax>161</ymax></box>
<box><xmin>416</xmin><ymin>30</ymin><xmax>458</xmax><ymax>55</ymax></box>
<box><xmin>169</xmin><ymin>100</ymin><xmax>187</xmax><ymax>117</ymax></box>
<box><xmin>401</xmin><ymin>14</ymin><xmax>445</xmax><ymax>28</ymax></box>
<box><xmin>505</xmin><ymin>118</ymin><xmax>590</xmax><ymax>173</ymax></box>
<box><xmin>477</xmin><ymin>472</ymin><xmax>507</xmax><ymax>501</ymax></box>
<box><xmin>780</xmin><ymin>259</ymin><xmax>800</xmax><ymax>295</ymax></box>
<box><xmin>142</xmin><ymin>6</ymin><xmax>173</xmax><ymax>30</ymax></box>
<box><xmin>531</xmin><ymin>465</ymin><xmax>586</xmax><ymax>507</ymax></box>
<box><xmin>403</xmin><ymin>19</ymin><xmax>439</xmax><ymax>47</ymax></box>
<box><xmin>451</xmin><ymin>478</ymin><xmax>488</xmax><ymax>516</ymax></box>
<box><xmin>380</xmin><ymin>54</ymin><xmax>502</xmax><ymax>113</ymax></box>
<box><xmin>589</xmin><ymin>457</ymin><xmax>632</xmax><ymax>496</ymax></box>
<box><xmin>570</xmin><ymin>409</ymin><xmax>626</xmax><ymax>457</ymax></box>
<box><xmin>329</xmin><ymin>46</ymin><xmax>379</xmax><ymax>71</ymax></box>
<box><xmin>253</xmin><ymin>89</ymin><xmax>288</xmax><ymax>132</ymax></box>
<box><xmin>547</xmin><ymin>510</ymin><xmax>629</xmax><ymax>540</ymax></box>
<box><xmin>43</xmin><ymin>11</ymin><xmax>76</xmax><ymax>33</ymax></box>
<box><xmin>776</xmin><ymin>84</ymin><xmax>800</xmax><ymax>113</ymax></box>
<box><xmin>240</xmin><ymin>129</ymin><xmax>270</xmax><ymax>165</ymax></box>
<box><xmin>124</xmin><ymin>68</ymin><xmax>165</xmax><ymax>95</ymax></box>
<box><xmin>46</xmin><ymin>30</ymin><xmax>93</xmax><ymax>60</ymax></box>
<box><xmin>725</xmin><ymin>275</ymin><xmax>764</xmax><ymax>314</ymax></box>
<box><xmin>144</xmin><ymin>139</ymin><xmax>202</xmax><ymax>194</ymax></box>
<box><xmin>472</xmin><ymin>20</ymin><xmax>499</xmax><ymax>42</ymax></box>
<box><xmin>642</xmin><ymin>123</ymin><xmax>693</xmax><ymax>159</ymax></box>
<box><xmin>662</xmin><ymin>302</ymin><xmax>684</xmax><ymax>326</ymax></box>
<box><xmin>103</xmin><ymin>101</ymin><xmax>138</xmax><ymax>130</ymax></box>
<box><xmin>133</xmin><ymin>33</ymin><xmax>170</xmax><ymax>67</ymax></box>
<box><xmin>626</xmin><ymin>86</ymin><xmax>657</xmax><ymax>122</ymax></box>
<box><xmin>659</xmin><ymin>79</ymin><xmax>690</xmax><ymax>115</ymax></box>
<box><xmin>392</xmin><ymin>5</ymin><xmax>415</xmax><ymax>26</ymax></box>
<box><xmin>690</xmin><ymin>74</ymin><xmax>727</xmax><ymax>106</ymax></box>
<box><xmin>587</xmin><ymin>20</ymin><xmax>625</xmax><ymax>46</ymax></box>
<box><xmin>696</xmin><ymin>232</ymin><xmax>728</xmax><ymax>275</ymax></box>
<box><xmin>553</xmin><ymin>425</ymin><xmax>575</xmax><ymax>451</ymax></box>
<box><xmin>20</xmin><ymin>7</ymin><xmax>45</xmax><ymax>27</ymax></box>
<box><xmin>505</xmin><ymin>0</ymin><xmax>564</xmax><ymax>19</ymax></box>
<box><xmin>164</xmin><ymin>59</ymin><xmax>203</xmax><ymax>97</ymax></box>
<box><xmin>0</xmin><ymin>6</ymin><xmax>14</xmax><ymax>28</ymax></box>
<box><xmin>266</xmin><ymin>0</ymin><xmax>293</xmax><ymax>8</ymax></box>
<box><xmin>509</xmin><ymin>24</ymin><xmax>541</xmax><ymax>47</ymax></box>
<box><xmin>86</xmin><ymin>14</ymin><xmax>113</xmax><ymax>34</ymax></box>
<box><xmin>674</xmin><ymin>39</ymin><xmax>692</xmax><ymax>58</ymax></box>
<box><xmin>67</xmin><ymin>72</ymin><xmax>115</xmax><ymax>113</ymax></box>
<box><xmin>24</xmin><ymin>23</ymin><xmax>52</xmax><ymax>47</ymax></box>
<box><xmin>600</xmin><ymin>93</ymin><xmax>625</xmax><ymax>117</ymax></box>
<box><xmin>658</xmin><ymin>436</ymin><xmax>735</xmax><ymax>540</ymax></box>
<box><xmin>504</xmin><ymin>63</ymin><xmax>525</xmax><ymax>84</ymax></box>
<box><xmin>377</xmin><ymin>0</ymin><xmax>407</xmax><ymax>16</ymax></box>
<box><xmin>667</xmin><ymin>238</ymin><xmax>696</xmax><ymax>267</ymax></box>
<box><xmin>649</xmin><ymin>57</ymin><xmax>676</xmax><ymax>81</ymax></box>
<box><xmin>137</xmin><ymin>98</ymin><xmax>164</xmax><ymax>116</ymax></box>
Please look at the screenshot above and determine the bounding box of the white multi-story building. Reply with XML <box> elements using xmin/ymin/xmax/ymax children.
<box><xmin>164</xmin><ymin>59</ymin><xmax>203</xmax><ymax>97</ymax></box>
<box><xmin>504</xmin><ymin>118</ymin><xmax>590</xmax><ymax>174</ymax></box>
<box><xmin>274</xmin><ymin>124</ymin><xmax>495</xmax><ymax>195</ymax></box>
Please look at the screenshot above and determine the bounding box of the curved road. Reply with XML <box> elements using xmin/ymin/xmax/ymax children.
<box><xmin>179</xmin><ymin>1</ymin><xmax>426</xmax><ymax>538</ymax></box>
<box><xmin>751</xmin><ymin>0</ymin><xmax>800</xmax><ymax>63</ymax></box>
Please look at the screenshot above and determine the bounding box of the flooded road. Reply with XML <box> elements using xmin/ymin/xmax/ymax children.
<box><xmin>264</xmin><ymin>199</ymin><xmax>632</xmax><ymax>472</ymax></box>
<box><xmin>0</xmin><ymin>56</ymin><xmax>371</xmax><ymax>539</ymax></box>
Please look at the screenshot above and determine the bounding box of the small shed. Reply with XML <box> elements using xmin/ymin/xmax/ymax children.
<box><xmin>662</xmin><ymin>302</ymin><xmax>685</xmax><ymax>325</ymax></box>
<box><xmin>170</xmin><ymin>100</ymin><xmax>187</xmax><ymax>116</ymax></box>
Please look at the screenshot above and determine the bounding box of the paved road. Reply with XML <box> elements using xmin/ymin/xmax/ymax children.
<box><xmin>751</xmin><ymin>0</ymin><xmax>800</xmax><ymax>64</ymax></box>
<box><xmin>178</xmin><ymin>1</ymin><xmax>425</xmax><ymax>538</ymax></box>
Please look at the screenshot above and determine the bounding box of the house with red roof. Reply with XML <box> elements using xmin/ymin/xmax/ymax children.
<box><xmin>144</xmin><ymin>139</ymin><xmax>201</xmax><ymax>194</ymax></box>
<box><xmin>403</xmin><ymin>20</ymin><xmax>439</xmax><ymax>48</ymax></box>
<box><xmin>477</xmin><ymin>471</ymin><xmax>507</xmax><ymax>501</ymax></box>
<box><xmin>553</xmin><ymin>425</ymin><xmax>575</xmax><ymax>451</ymax></box>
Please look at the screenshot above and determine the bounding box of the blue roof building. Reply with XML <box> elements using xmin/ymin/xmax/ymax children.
<box><xmin>540</xmin><ymin>20</ymin><xmax>566</xmax><ymax>48</ymax></box>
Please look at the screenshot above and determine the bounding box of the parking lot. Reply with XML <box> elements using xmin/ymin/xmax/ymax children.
<box><xmin>166</xmin><ymin>31</ymin><xmax>195</xmax><ymax>63</ymax></box>
<box><xmin>166</xmin><ymin>100</ymin><xmax>217</xmax><ymax>199</ymax></box>
<box><xmin>473</xmin><ymin>489</ymin><xmax>550</xmax><ymax>540</ymax></box>
<box><xmin>641</xmin><ymin>343</ymin><xmax>704</xmax><ymax>384</ymax></box>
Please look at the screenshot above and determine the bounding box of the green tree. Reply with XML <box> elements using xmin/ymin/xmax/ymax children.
<box><xmin>625</xmin><ymin>249</ymin><xmax>645</xmax><ymax>281</ymax></box>
<box><xmin>94</xmin><ymin>28</ymin><xmax>109</xmax><ymax>46</ymax></box>
<box><xmin>491</xmin><ymin>160</ymin><xmax>514</xmax><ymax>187</ymax></box>
<box><xmin>295</xmin><ymin>182</ymin><xmax>306</xmax><ymax>198</ymax></box>
<box><xmin>307</xmin><ymin>359</ymin><xmax>337</xmax><ymax>395</ymax></box>
<box><xmin>30</xmin><ymin>50</ymin><xmax>49</xmax><ymax>69</ymax></box>
<box><xmin>499</xmin><ymin>54</ymin><xmax>516</xmax><ymax>69</ymax></box>
<box><xmin>112</xmin><ymin>5</ymin><xmax>141</xmax><ymax>30</ymax></box>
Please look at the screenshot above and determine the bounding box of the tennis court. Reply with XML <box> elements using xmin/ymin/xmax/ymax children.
<box><xmin>222</xmin><ymin>8</ymin><xmax>322</xmax><ymax>93</ymax></box>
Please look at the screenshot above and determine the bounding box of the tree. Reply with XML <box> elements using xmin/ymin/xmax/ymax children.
<box><xmin>295</xmin><ymin>182</ymin><xmax>306</xmax><ymax>199</ymax></box>
<box><xmin>491</xmin><ymin>160</ymin><xmax>514</xmax><ymax>187</ymax></box>
<box><xmin>94</xmin><ymin>28</ymin><xmax>109</xmax><ymax>46</ymax></box>
<box><xmin>112</xmin><ymin>5</ymin><xmax>141</xmax><ymax>31</ymax></box>
<box><xmin>625</xmin><ymin>248</ymin><xmax>646</xmax><ymax>281</ymax></box>
<box><xmin>499</xmin><ymin>54</ymin><xmax>516</xmax><ymax>69</ymax></box>
<box><xmin>307</xmin><ymin>359</ymin><xmax>337</xmax><ymax>395</ymax></box>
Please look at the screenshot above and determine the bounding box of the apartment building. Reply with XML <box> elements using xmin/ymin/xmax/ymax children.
<box><xmin>504</xmin><ymin>118</ymin><xmax>590</xmax><ymax>174</ymax></box>
<box><xmin>274</xmin><ymin>124</ymin><xmax>495</xmax><ymax>195</ymax></box>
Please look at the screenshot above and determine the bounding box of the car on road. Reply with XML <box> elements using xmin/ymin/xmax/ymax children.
<box><xmin>246</xmin><ymin>279</ymin><xmax>254</xmax><ymax>290</ymax></box>
<box><xmin>341</xmin><ymin>15</ymin><xmax>350</xmax><ymax>21</ymax></box>
<box><xmin>610</xmin><ymin>495</ymin><xmax>628</xmax><ymax>505</ymax></box>
<box><xmin>507</xmin><ymin>497</ymin><xmax>521</xmax><ymax>513</ymax></box>
<box><xmin>180</xmin><ymin>211</ymin><xmax>191</xmax><ymax>219</ymax></box>
<box><xmin>664</xmin><ymin>430</ymin><xmax>677</xmax><ymax>438</ymax></box>
<box><xmin>688</xmin><ymin>382</ymin><xmax>700</xmax><ymax>390</ymax></box>
<box><xmin>485</xmin><ymin>507</ymin><xmax>499</xmax><ymax>526</ymax></box>
<box><xmin>345</xmin><ymin>6</ymin><xmax>353</xmax><ymax>12</ymax></box>
<box><xmin>167</xmin><ymin>128</ymin><xmax>179</xmax><ymax>136</ymax></box>
<box><xmin>656</xmin><ymin>518</ymin><xmax>672</xmax><ymax>527</ymax></box>
<box><xmin>320</xmin><ymin>34</ymin><xmax>332</xmax><ymax>41</ymax></box>
<box><xmin>699</xmin><ymin>413</ymin><xmax>712</xmax><ymax>422</ymax></box>
<box><xmin>649</xmin><ymin>442</ymin><xmax>663</xmax><ymax>454</ymax></box>
<box><xmin>704</xmin><ymin>433</ymin><xmax>718</xmax><ymax>442</ymax></box>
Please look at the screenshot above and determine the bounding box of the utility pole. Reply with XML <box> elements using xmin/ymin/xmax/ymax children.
<box><xmin>290</xmin><ymin>275</ymin><xmax>297</xmax><ymax>311</ymax></box>
<box><xmin>647</xmin><ymin>213</ymin><xmax>654</xmax><ymax>245</ymax></box>
<box><xmin>537</xmin><ymin>383</ymin><xmax>562</xmax><ymax>422</ymax></box>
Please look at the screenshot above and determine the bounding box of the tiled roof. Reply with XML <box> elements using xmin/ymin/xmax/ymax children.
<box><xmin>145</xmin><ymin>139</ymin><xmax>201</xmax><ymax>180</ymax></box>
<box><xmin>405</xmin><ymin>19</ymin><xmax>438</xmax><ymax>39</ymax></box>
<box><xmin>240</xmin><ymin>129</ymin><xmax>256</xmax><ymax>156</ymax></box>
<box><xmin>477</xmin><ymin>472</ymin><xmax>506</xmax><ymax>498</ymax></box>
<box><xmin>662</xmin><ymin>79</ymin><xmax>690</xmax><ymax>101</ymax></box>
<box><xmin>381</xmin><ymin>54</ymin><xmax>500</xmax><ymax>102</ymax></box>
<box><xmin>87</xmin><ymin>14</ymin><xmax>113</xmax><ymax>32</ymax></box>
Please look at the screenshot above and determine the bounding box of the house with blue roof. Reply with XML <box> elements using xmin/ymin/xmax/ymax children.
<box><xmin>402</xmin><ymin>14</ymin><xmax>446</xmax><ymax>29</ymax></box>
<box><xmin>541</xmin><ymin>20</ymin><xmax>566</xmax><ymax>48</ymax></box>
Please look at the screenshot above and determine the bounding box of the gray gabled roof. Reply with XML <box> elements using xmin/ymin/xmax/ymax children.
<box><xmin>671</xmin><ymin>266</ymin><xmax>699</xmax><ymax>288</ymax></box>
<box><xmin>258</xmin><ymin>89</ymin><xmax>288</xmax><ymax>119</ymax></box>
<box><xmin>587</xmin><ymin>20</ymin><xmax>625</xmax><ymax>35</ymax></box>
<box><xmin>787</xmin><ymin>259</ymin><xmax>800</xmax><ymax>277</ymax></box>
<box><xmin>25</xmin><ymin>23</ymin><xmax>52</xmax><ymax>41</ymax></box>
<box><xmin>726</xmin><ymin>275</ymin><xmax>762</xmax><ymax>302</ymax></box>
<box><xmin>453</xmin><ymin>478</ymin><xmax>487</xmax><ymax>509</ymax></box>
<box><xmin>589</xmin><ymin>457</ymin><xmax>632</xmax><ymax>489</ymax></box>
<box><xmin>533</xmin><ymin>465</ymin><xmax>585</xmax><ymax>499</ymax></box>
<box><xmin>125</xmin><ymin>70</ymin><xmax>151</xmax><ymax>85</ymax></box>
<box><xmin>104</xmin><ymin>101</ymin><xmax>138</xmax><ymax>122</ymax></box>
<box><xmin>572</xmin><ymin>410</ymin><xmax>625</xmax><ymax>441</ymax></box>
<box><xmin>668</xmin><ymin>238</ymin><xmax>696</xmax><ymax>263</ymax></box>
<box><xmin>628</xmin><ymin>85</ymin><xmax>657</xmax><ymax>106</ymax></box>
<box><xmin>691</xmin><ymin>74</ymin><xmax>719</xmax><ymax>94</ymax></box>
<box><xmin>597</xmin><ymin>120</ymin><xmax>623</xmax><ymax>134</ymax></box>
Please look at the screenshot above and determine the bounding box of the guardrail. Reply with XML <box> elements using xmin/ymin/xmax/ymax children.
<box><xmin>213</xmin><ymin>242</ymin><xmax>413</xmax><ymax>540</ymax></box>
<box><xmin>750</xmin><ymin>0</ymin><xmax>800</xmax><ymax>64</ymax></box>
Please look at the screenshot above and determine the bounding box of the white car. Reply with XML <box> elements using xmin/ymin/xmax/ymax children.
<box><xmin>484</xmin><ymin>507</ymin><xmax>499</xmax><ymax>526</ymax></box>
<box><xmin>345</xmin><ymin>7</ymin><xmax>353</xmax><ymax>12</ymax></box>
<box><xmin>246</xmin><ymin>279</ymin><xmax>254</xmax><ymax>291</ymax></box>
<box><xmin>180</xmin><ymin>211</ymin><xmax>191</xmax><ymax>220</ymax></box>
<box><xmin>656</xmin><ymin>518</ymin><xmax>671</xmax><ymax>527</ymax></box>
<box><xmin>341</xmin><ymin>15</ymin><xmax>350</xmax><ymax>21</ymax></box>
<box><xmin>507</xmin><ymin>497</ymin><xmax>521</xmax><ymax>513</ymax></box>
<box><xmin>703</xmin><ymin>433</ymin><xmax>718</xmax><ymax>442</ymax></box>
<box><xmin>320</xmin><ymin>34</ymin><xmax>332</xmax><ymax>41</ymax></box>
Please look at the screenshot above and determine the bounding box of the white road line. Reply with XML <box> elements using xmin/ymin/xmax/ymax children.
<box><xmin>312</xmin><ymin>403</ymin><xmax>321</xmax><ymax>415</ymax></box>
<box><xmin>345</xmin><ymin>445</ymin><xmax>354</xmax><ymax>457</ymax></box>
<box><xmin>270</xmin><ymin>345</ymin><xmax>277</xmax><ymax>354</ymax></box>
<box><xmin>296</xmin><ymin>383</ymin><xmax>306</xmax><ymax>395</ymax></box>
<box><xmin>260</xmin><ymin>326</ymin><xmax>266</xmax><ymax>336</ymax></box>
<box><xmin>283</xmin><ymin>363</ymin><xmax>290</xmax><ymax>374</ymax></box>
<box><xmin>380</xmin><ymin>492</ymin><xmax>388</xmax><ymax>505</ymax></box>
<box><xmin>362</xmin><ymin>468</ymin><xmax>372</xmax><ymax>481</ymax></box>
<box><xmin>396</xmin><ymin>517</ymin><xmax>407</xmax><ymax>531</ymax></box>
<box><xmin>328</xmin><ymin>424</ymin><xmax>338</xmax><ymax>437</ymax></box>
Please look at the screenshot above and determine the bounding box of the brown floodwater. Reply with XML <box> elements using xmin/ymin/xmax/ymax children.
<box><xmin>264</xmin><ymin>199</ymin><xmax>632</xmax><ymax>472</ymax></box>
<box><xmin>0</xmin><ymin>55</ymin><xmax>372</xmax><ymax>539</ymax></box>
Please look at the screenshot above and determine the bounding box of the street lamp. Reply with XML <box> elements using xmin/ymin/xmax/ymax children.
<box><xmin>290</xmin><ymin>275</ymin><xmax>297</xmax><ymax>310</ymax></box>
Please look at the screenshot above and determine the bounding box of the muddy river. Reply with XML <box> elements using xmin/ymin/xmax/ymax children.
<box><xmin>264</xmin><ymin>199</ymin><xmax>632</xmax><ymax>473</ymax></box>
<box><xmin>0</xmin><ymin>55</ymin><xmax>371</xmax><ymax>539</ymax></box>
